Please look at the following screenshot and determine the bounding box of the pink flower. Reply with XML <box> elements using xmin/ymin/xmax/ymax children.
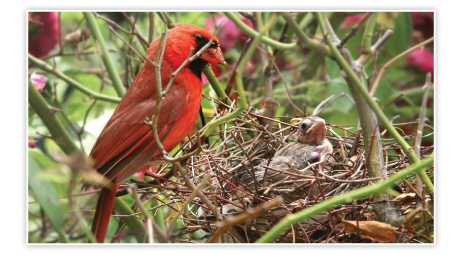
<box><xmin>341</xmin><ymin>13</ymin><xmax>364</xmax><ymax>30</ymax></box>
<box><xmin>134</xmin><ymin>166</ymin><xmax>157</xmax><ymax>180</ymax></box>
<box><xmin>30</xmin><ymin>72</ymin><xmax>48</xmax><ymax>92</ymax></box>
<box><xmin>28</xmin><ymin>141</ymin><xmax>36</xmax><ymax>148</ymax></box>
<box><xmin>28</xmin><ymin>12</ymin><xmax>60</xmax><ymax>58</ymax></box>
<box><xmin>205</xmin><ymin>14</ymin><xmax>253</xmax><ymax>51</ymax></box>
<box><xmin>405</xmin><ymin>47</ymin><xmax>434</xmax><ymax>77</ymax></box>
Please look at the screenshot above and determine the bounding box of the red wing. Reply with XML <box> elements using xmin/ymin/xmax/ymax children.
<box><xmin>89</xmin><ymin>79</ymin><xmax>190</xmax><ymax>181</ymax></box>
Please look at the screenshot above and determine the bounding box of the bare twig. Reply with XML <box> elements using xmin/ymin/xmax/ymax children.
<box><xmin>167</xmin><ymin>174</ymin><xmax>212</xmax><ymax>235</ymax></box>
<box><xmin>414</xmin><ymin>73</ymin><xmax>432</xmax><ymax>205</ymax></box>
<box><xmin>107</xmin><ymin>25</ymin><xmax>144</xmax><ymax>61</ymax></box>
<box><xmin>127</xmin><ymin>184</ymin><xmax>169</xmax><ymax>243</ymax></box>
<box><xmin>340</xmin><ymin>12</ymin><xmax>374</xmax><ymax>46</ymax></box>
<box><xmin>206</xmin><ymin>197</ymin><xmax>283</xmax><ymax>243</ymax></box>
<box><xmin>370</xmin><ymin>37</ymin><xmax>434</xmax><ymax>96</ymax></box>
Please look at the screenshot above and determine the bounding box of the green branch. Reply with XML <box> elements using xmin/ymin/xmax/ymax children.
<box><xmin>361</xmin><ymin>12</ymin><xmax>379</xmax><ymax>53</ymax></box>
<box><xmin>256</xmin><ymin>156</ymin><xmax>434</xmax><ymax>243</ymax></box>
<box><xmin>280</xmin><ymin>12</ymin><xmax>332</xmax><ymax>58</ymax></box>
<box><xmin>203</xmin><ymin>65</ymin><xmax>232</xmax><ymax>105</ymax></box>
<box><xmin>83</xmin><ymin>12</ymin><xmax>126</xmax><ymax>97</ymax></box>
<box><xmin>113</xmin><ymin>198</ymin><xmax>147</xmax><ymax>243</ymax></box>
<box><xmin>28</xmin><ymin>54</ymin><xmax>121</xmax><ymax>104</ymax></box>
<box><xmin>223</xmin><ymin>12</ymin><xmax>297</xmax><ymax>51</ymax></box>
<box><xmin>201</xmin><ymin>13</ymin><xmax>278</xmax><ymax>138</ymax></box>
<box><xmin>316</xmin><ymin>14</ymin><xmax>434</xmax><ymax>194</ymax></box>
<box><xmin>28</xmin><ymin>82</ymin><xmax>79</xmax><ymax>155</ymax></box>
<box><xmin>201</xmin><ymin>72</ymin><xmax>248</xmax><ymax>138</ymax></box>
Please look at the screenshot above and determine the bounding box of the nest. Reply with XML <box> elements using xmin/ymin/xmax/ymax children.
<box><xmin>129</xmin><ymin>107</ymin><xmax>434</xmax><ymax>243</ymax></box>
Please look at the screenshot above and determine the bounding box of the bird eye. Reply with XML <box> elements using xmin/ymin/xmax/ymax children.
<box><xmin>301</xmin><ymin>123</ymin><xmax>308</xmax><ymax>130</ymax></box>
<box><xmin>195</xmin><ymin>34</ymin><xmax>205</xmax><ymax>43</ymax></box>
<box><xmin>310</xmin><ymin>156</ymin><xmax>320</xmax><ymax>163</ymax></box>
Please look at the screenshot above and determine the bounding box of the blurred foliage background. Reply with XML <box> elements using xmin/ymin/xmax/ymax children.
<box><xmin>27</xmin><ymin>12</ymin><xmax>434</xmax><ymax>243</ymax></box>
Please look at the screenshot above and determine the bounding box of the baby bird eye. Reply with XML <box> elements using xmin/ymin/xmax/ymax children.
<box><xmin>195</xmin><ymin>34</ymin><xmax>205</xmax><ymax>43</ymax></box>
<box><xmin>310</xmin><ymin>156</ymin><xmax>320</xmax><ymax>163</ymax></box>
<box><xmin>301</xmin><ymin>123</ymin><xmax>308</xmax><ymax>130</ymax></box>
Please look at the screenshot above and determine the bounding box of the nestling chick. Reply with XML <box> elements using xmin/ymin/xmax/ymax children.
<box><xmin>240</xmin><ymin>117</ymin><xmax>333</xmax><ymax>201</ymax></box>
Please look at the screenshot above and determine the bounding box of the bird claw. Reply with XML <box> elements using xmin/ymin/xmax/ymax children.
<box><xmin>144</xmin><ymin>116</ymin><xmax>153</xmax><ymax>126</ymax></box>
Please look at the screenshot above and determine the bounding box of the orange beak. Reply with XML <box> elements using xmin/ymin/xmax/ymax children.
<box><xmin>305</xmin><ymin>119</ymin><xmax>327</xmax><ymax>145</ymax></box>
<box><xmin>201</xmin><ymin>44</ymin><xmax>227</xmax><ymax>67</ymax></box>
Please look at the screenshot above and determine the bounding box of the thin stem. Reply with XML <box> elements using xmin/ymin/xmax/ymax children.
<box><xmin>149</xmin><ymin>12</ymin><xmax>155</xmax><ymax>44</ymax></box>
<box><xmin>360</xmin><ymin>12</ymin><xmax>379</xmax><ymax>54</ymax></box>
<box><xmin>414</xmin><ymin>73</ymin><xmax>432</xmax><ymax>205</ymax></box>
<box><xmin>203</xmin><ymin>65</ymin><xmax>232</xmax><ymax>105</ymax></box>
<box><xmin>112</xmin><ymin>197</ymin><xmax>147</xmax><ymax>243</ymax></box>
<box><xmin>224</xmin><ymin>12</ymin><xmax>298</xmax><ymax>51</ymax></box>
<box><xmin>83</xmin><ymin>12</ymin><xmax>126</xmax><ymax>97</ymax></box>
<box><xmin>340</xmin><ymin>12</ymin><xmax>374</xmax><ymax>46</ymax></box>
<box><xmin>107</xmin><ymin>25</ymin><xmax>143</xmax><ymax>61</ymax></box>
<box><xmin>166</xmin><ymin>174</ymin><xmax>212</xmax><ymax>236</ymax></box>
<box><xmin>128</xmin><ymin>185</ymin><xmax>169</xmax><ymax>243</ymax></box>
<box><xmin>28</xmin><ymin>82</ymin><xmax>79</xmax><ymax>155</ymax></box>
<box><xmin>370</xmin><ymin>37</ymin><xmax>434</xmax><ymax>96</ymax></box>
<box><xmin>280</xmin><ymin>12</ymin><xmax>332</xmax><ymax>58</ymax></box>
<box><xmin>28</xmin><ymin>54</ymin><xmax>121</xmax><ymax>103</ymax></box>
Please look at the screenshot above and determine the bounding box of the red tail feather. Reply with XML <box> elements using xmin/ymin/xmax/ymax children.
<box><xmin>91</xmin><ymin>181</ymin><xmax>120</xmax><ymax>243</ymax></box>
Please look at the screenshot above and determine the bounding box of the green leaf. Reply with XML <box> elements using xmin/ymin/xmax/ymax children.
<box><xmin>385</xmin><ymin>12</ymin><xmax>412</xmax><ymax>58</ymax></box>
<box><xmin>28</xmin><ymin>151</ymin><xmax>69</xmax><ymax>242</ymax></box>
<box><xmin>326</xmin><ymin>79</ymin><xmax>354</xmax><ymax>113</ymax></box>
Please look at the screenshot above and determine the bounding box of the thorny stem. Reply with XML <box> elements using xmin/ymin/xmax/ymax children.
<box><xmin>356</xmin><ymin>29</ymin><xmax>394</xmax><ymax>66</ymax></box>
<box><xmin>280</xmin><ymin>12</ymin><xmax>333</xmax><ymax>58</ymax></box>
<box><xmin>316</xmin><ymin>14</ymin><xmax>434</xmax><ymax>194</ymax></box>
<box><xmin>340</xmin><ymin>12</ymin><xmax>374</xmax><ymax>46</ymax></box>
<box><xmin>83</xmin><ymin>12</ymin><xmax>126</xmax><ymax>97</ymax></box>
<box><xmin>360</xmin><ymin>12</ymin><xmax>379</xmax><ymax>55</ymax></box>
<box><xmin>28</xmin><ymin>54</ymin><xmax>121</xmax><ymax>103</ymax></box>
<box><xmin>224</xmin><ymin>12</ymin><xmax>298</xmax><ymax>51</ymax></box>
<box><xmin>203</xmin><ymin>65</ymin><xmax>232</xmax><ymax>105</ymax></box>
<box><xmin>28</xmin><ymin>82</ymin><xmax>79</xmax><ymax>155</ymax></box>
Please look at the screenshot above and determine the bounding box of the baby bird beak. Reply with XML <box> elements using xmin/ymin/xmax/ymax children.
<box><xmin>304</xmin><ymin>118</ymin><xmax>327</xmax><ymax>145</ymax></box>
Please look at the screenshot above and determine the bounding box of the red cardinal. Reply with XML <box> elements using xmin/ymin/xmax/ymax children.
<box><xmin>87</xmin><ymin>24</ymin><xmax>225</xmax><ymax>243</ymax></box>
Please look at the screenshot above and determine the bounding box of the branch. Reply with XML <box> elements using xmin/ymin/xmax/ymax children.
<box><xmin>128</xmin><ymin>184</ymin><xmax>169</xmax><ymax>243</ymax></box>
<box><xmin>340</xmin><ymin>12</ymin><xmax>374</xmax><ymax>46</ymax></box>
<box><xmin>224</xmin><ymin>12</ymin><xmax>298</xmax><ymax>51</ymax></box>
<box><xmin>370</xmin><ymin>37</ymin><xmax>434</xmax><ymax>96</ymax></box>
<box><xmin>28</xmin><ymin>54</ymin><xmax>121</xmax><ymax>103</ymax></box>
<box><xmin>83</xmin><ymin>12</ymin><xmax>126</xmax><ymax>97</ymax></box>
<box><xmin>28</xmin><ymin>82</ymin><xmax>79</xmax><ymax>155</ymax></box>
<box><xmin>280</xmin><ymin>12</ymin><xmax>332</xmax><ymax>58</ymax></box>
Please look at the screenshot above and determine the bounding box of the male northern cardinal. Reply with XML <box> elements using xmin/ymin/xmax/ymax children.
<box><xmin>241</xmin><ymin>117</ymin><xmax>333</xmax><ymax>201</ymax></box>
<box><xmin>87</xmin><ymin>24</ymin><xmax>225</xmax><ymax>243</ymax></box>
